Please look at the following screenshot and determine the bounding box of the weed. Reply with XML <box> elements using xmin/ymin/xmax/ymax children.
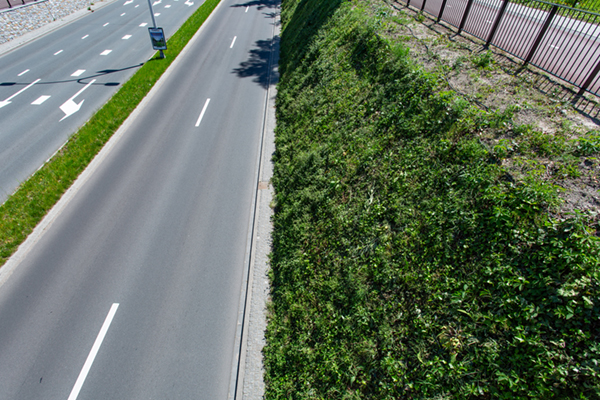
<box><xmin>266</xmin><ymin>0</ymin><xmax>600</xmax><ymax>398</ymax></box>
<box><xmin>472</xmin><ymin>50</ymin><xmax>494</xmax><ymax>69</ymax></box>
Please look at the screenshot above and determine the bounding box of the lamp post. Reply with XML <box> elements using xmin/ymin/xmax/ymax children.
<box><xmin>146</xmin><ymin>0</ymin><xmax>166</xmax><ymax>59</ymax></box>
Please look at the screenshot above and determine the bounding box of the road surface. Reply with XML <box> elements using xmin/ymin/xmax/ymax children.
<box><xmin>0</xmin><ymin>0</ymin><xmax>201</xmax><ymax>203</ymax></box>
<box><xmin>0</xmin><ymin>0</ymin><xmax>279</xmax><ymax>398</ymax></box>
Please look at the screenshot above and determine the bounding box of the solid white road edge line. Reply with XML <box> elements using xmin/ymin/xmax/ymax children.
<box><xmin>67</xmin><ymin>303</ymin><xmax>119</xmax><ymax>400</ymax></box>
<box><xmin>0</xmin><ymin>0</ymin><xmax>225</xmax><ymax>290</ymax></box>
<box><xmin>230</xmin><ymin>36</ymin><xmax>237</xmax><ymax>48</ymax></box>
<box><xmin>195</xmin><ymin>98</ymin><xmax>210</xmax><ymax>127</ymax></box>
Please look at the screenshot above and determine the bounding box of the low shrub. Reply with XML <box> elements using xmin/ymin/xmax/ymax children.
<box><xmin>264</xmin><ymin>0</ymin><xmax>600</xmax><ymax>398</ymax></box>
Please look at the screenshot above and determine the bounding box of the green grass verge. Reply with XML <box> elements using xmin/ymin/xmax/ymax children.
<box><xmin>265</xmin><ymin>0</ymin><xmax>600</xmax><ymax>398</ymax></box>
<box><xmin>0</xmin><ymin>0</ymin><xmax>221</xmax><ymax>267</ymax></box>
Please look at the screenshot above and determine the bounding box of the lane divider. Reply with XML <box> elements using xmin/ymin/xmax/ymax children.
<box><xmin>195</xmin><ymin>98</ymin><xmax>210</xmax><ymax>127</ymax></box>
<box><xmin>230</xmin><ymin>36</ymin><xmax>237</xmax><ymax>48</ymax></box>
<box><xmin>67</xmin><ymin>303</ymin><xmax>119</xmax><ymax>400</ymax></box>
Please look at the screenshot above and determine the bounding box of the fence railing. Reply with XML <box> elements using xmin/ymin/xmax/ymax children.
<box><xmin>0</xmin><ymin>0</ymin><xmax>42</xmax><ymax>10</ymax></box>
<box><xmin>398</xmin><ymin>0</ymin><xmax>600</xmax><ymax>96</ymax></box>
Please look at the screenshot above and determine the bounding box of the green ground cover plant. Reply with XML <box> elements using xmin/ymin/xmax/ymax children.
<box><xmin>265</xmin><ymin>0</ymin><xmax>600</xmax><ymax>398</ymax></box>
<box><xmin>0</xmin><ymin>0</ymin><xmax>220</xmax><ymax>267</ymax></box>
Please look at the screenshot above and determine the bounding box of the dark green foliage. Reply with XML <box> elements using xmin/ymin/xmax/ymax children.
<box><xmin>265</xmin><ymin>0</ymin><xmax>600</xmax><ymax>398</ymax></box>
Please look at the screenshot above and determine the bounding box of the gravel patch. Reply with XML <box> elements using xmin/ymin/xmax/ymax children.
<box><xmin>0</xmin><ymin>0</ymin><xmax>92</xmax><ymax>45</ymax></box>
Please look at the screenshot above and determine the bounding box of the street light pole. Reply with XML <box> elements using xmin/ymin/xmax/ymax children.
<box><xmin>146</xmin><ymin>0</ymin><xmax>165</xmax><ymax>58</ymax></box>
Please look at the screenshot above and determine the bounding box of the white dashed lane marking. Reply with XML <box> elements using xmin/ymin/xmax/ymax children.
<box><xmin>71</xmin><ymin>70</ymin><xmax>86</xmax><ymax>77</ymax></box>
<box><xmin>32</xmin><ymin>95</ymin><xmax>51</xmax><ymax>105</ymax></box>
<box><xmin>100</xmin><ymin>50</ymin><xmax>112</xmax><ymax>56</ymax></box>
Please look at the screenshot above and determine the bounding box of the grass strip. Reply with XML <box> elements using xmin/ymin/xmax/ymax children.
<box><xmin>0</xmin><ymin>0</ymin><xmax>221</xmax><ymax>267</ymax></box>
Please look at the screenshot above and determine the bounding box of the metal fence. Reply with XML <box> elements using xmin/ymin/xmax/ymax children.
<box><xmin>397</xmin><ymin>0</ymin><xmax>600</xmax><ymax>96</ymax></box>
<box><xmin>0</xmin><ymin>0</ymin><xmax>42</xmax><ymax>10</ymax></box>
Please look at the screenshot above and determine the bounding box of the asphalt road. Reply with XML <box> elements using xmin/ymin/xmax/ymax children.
<box><xmin>0</xmin><ymin>0</ymin><xmax>278</xmax><ymax>398</ymax></box>
<box><xmin>0</xmin><ymin>0</ymin><xmax>202</xmax><ymax>203</ymax></box>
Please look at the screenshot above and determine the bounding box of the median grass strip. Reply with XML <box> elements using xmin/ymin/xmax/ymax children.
<box><xmin>265</xmin><ymin>0</ymin><xmax>599</xmax><ymax>397</ymax></box>
<box><xmin>0</xmin><ymin>0</ymin><xmax>221</xmax><ymax>267</ymax></box>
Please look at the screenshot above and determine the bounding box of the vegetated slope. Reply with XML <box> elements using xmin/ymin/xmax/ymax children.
<box><xmin>264</xmin><ymin>0</ymin><xmax>600</xmax><ymax>398</ymax></box>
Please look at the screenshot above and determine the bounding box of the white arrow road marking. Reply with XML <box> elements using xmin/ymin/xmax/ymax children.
<box><xmin>32</xmin><ymin>95</ymin><xmax>51</xmax><ymax>105</ymax></box>
<box><xmin>0</xmin><ymin>78</ymin><xmax>41</xmax><ymax>109</ymax></box>
<box><xmin>59</xmin><ymin>79</ymin><xmax>96</xmax><ymax>121</ymax></box>
<box><xmin>67</xmin><ymin>304</ymin><xmax>119</xmax><ymax>400</ymax></box>
<box><xmin>18</xmin><ymin>69</ymin><xmax>29</xmax><ymax>76</ymax></box>
<box><xmin>195</xmin><ymin>98</ymin><xmax>210</xmax><ymax>127</ymax></box>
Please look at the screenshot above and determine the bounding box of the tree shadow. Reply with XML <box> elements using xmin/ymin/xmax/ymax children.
<box><xmin>230</xmin><ymin>0</ymin><xmax>279</xmax><ymax>10</ymax></box>
<box><xmin>232</xmin><ymin>36</ymin><xmax>280</xmax><ymax>90</ymax></box>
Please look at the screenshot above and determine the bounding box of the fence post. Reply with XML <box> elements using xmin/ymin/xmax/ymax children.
<box><xmin>486</xmin><ymin>0</ymin><xmax>510</xmax><ymax>46</ymax></box>
<box><xmin>7</xmin><ymin>0</ymin><xmax>12</xmax><ymax>7</ymax></box>
<box><xmin>459</xmin><ymin>0</ymin><xmax>475</xmax><ymax>33</ymax></box>
<box><xmin>437</xmin><ymin>0</ymin><xmax>449</xmax><ymax>22</ymax></box>
<box><xmin>421</xmin><ymin>0</ymin><xmax>427</xmax><ymax>11</ymax></box>
<box><xmin>578</xmin><ymin>56</ymin><xmax>600</xmax><ymax>96</ymax></box>
<box><xmin>524</xmin><ymin>4</ymin><xmax>559</xmax><ymax>65</ymax></box>
<box><xmin>407</xmin><ymin>0</ymin><xmax>411</xmax><ymax>8</ymax></box>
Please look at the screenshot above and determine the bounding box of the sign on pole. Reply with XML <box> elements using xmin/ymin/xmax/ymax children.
<box><xmin>148</xmin><ymin>27</ymin><xmax>167</xmax><ymax>50</ymax></box>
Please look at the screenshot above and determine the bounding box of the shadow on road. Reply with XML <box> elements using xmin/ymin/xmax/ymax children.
<box><xmin>230</xmin><ymin>0</ymin><xmax>279</xmax><ymax>10</ymax></box>
<box><xmin>232</xmin><ymin>37</ymin><xmax>280</xmax><ymax>90</ymax></box>
<box><xmin>0</xmin><ymin>63</ymin><xmax>144</xmax><ymax>88</ymax></box>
